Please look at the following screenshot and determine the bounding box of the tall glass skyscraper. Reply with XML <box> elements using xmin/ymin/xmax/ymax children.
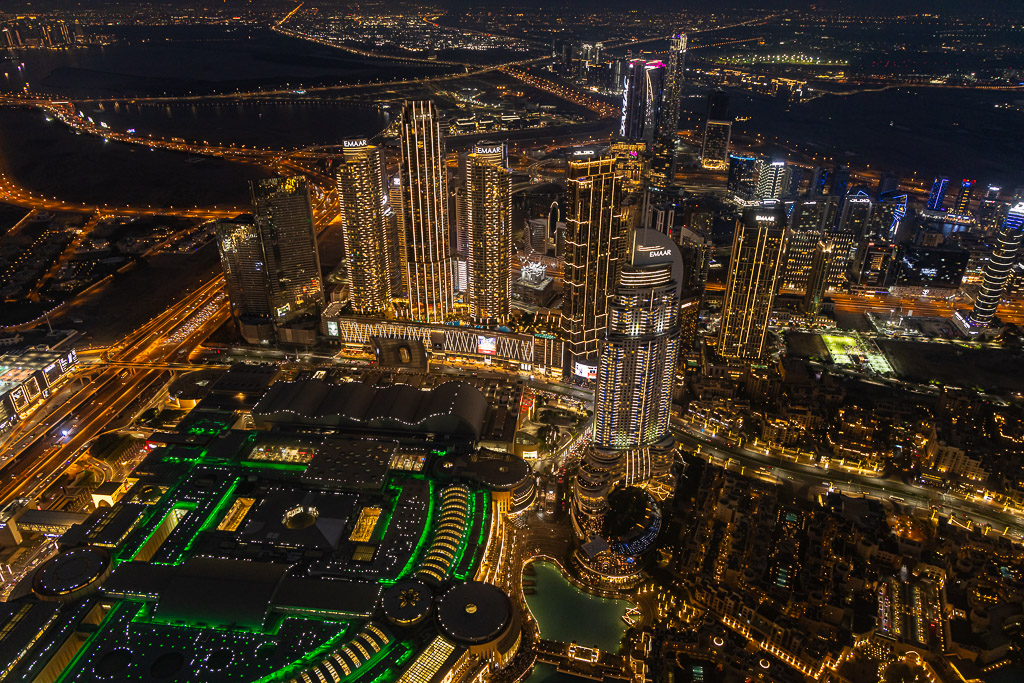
<box><xmin>218</xmin><ymin>177</ymin><xmax>324</xmax><ymax>344</ymax></box>
<box><xmin>561</xmin><ymin>157</ymin><xmax>628</xmax><ymax>381</ymax></box>
<box><xmin>249</xmin><ymin>176</ymin><xmax>324</xmax><ymax>326</ymax></box>
<box><xmin>465</xmin><ymin>142</ymin><xmax>512</xmax><ymax>324</ymax></box>
<box><xmin>700</xmin><ymin>91</ymin><xmax>731</xmax><ymax>170</ymax></box>
<box><xmin>619</xmin><ymin>59</ymin><xmax>665</xmax><ymax>143</ymax></box>
<box><xmin>337</xmin><ymin>139</ymin><xmax>393</xmax><ymax>315</ymax></box>
<box><xmin>926</xmin><ymin>176</ymin><xmax>950</xmax><ymax>211</ymax></box>
<box><xmin>717</xmin><ymin>207</ymin><xmax>787</xmax><ymax>362</ymax></box>
<box><xmin>397</xmin><ymin>99</ymin><xmax>454</xmax><ymax>323</ymax></box>
<box><xmin>592</xmin><ymin>229</ymin><xmax>683</xmax><ymax>482</ymax></box>
<box><xmin>658</xmin><ymin>33</ymin><xmax>687</xmax><ymax>138</ymax></box>
<box><xmin>966</xmin><ymin>203</ymin><xmax>1024</xmax><ymax>328</ymax></box>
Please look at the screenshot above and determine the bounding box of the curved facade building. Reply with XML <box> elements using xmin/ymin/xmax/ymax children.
<box><xmin>966</xmin><ymin>203</ymin><xmax>1024</xmax><ymax>328</ymax></box>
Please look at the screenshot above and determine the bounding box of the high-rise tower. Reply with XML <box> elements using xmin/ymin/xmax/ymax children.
<box><xmin>620</xmin><ymin>60</ymin><xmax>665</xmax><ymax>143</ymax></box>
<box><xmin>465</xmin><ymin>142</ymin><xmax>512</xmax><ymax>324</ymax></box>
<box><xmin>953</xmin><ymin>179</ymin><xmax>976</xmax><ymax>216</ymax></box>
<box><xmin>397</xmin><ymin>100</ymin><xmax>454</xmax><ymax>322</ymax></box>
<box><xmin>803</xmin><ymin>240</ymin><xmax>832</xmax><ymax>316</ymax></box>
<box><xmin>561</xmin><ymin>157</ymin><xmax>629</xmax><ymax>380</ymax></box>
<box><xmin>593</xmin><ymin>229</ymin><xmax>682</xmax><ymax>463</ymax></box>
<box><xmin>699</xmin><ymin>91</ymin><xmax>731</xmax><ymax>170</ymax></box>
<box><xmin>926</xmin><ymin>177</ymin><xmax>950</xmax><ymax>211</ymax></box>
<box><xmin>249</xmin><ymin>176</ymin><xmax>324</xmax><ymax>326</ymax></box>
<box><xmin>965</xmin><ymin>203</ymin><xmax>1024</xmax><ymax>328</ymax></box>
<box><xmin>659</xmin><ymin>33</ymin><xmax>687</xmax><ymax>138</ymax></box>
<box><xmin>336</xmin><ymin>139</ymin><xmax>393</xmax><ymax>315</ymax></box>
<box><xmin>717</xmin><ymin>207</ymin><xmax>787</xmax><ymax>362</ymax></box>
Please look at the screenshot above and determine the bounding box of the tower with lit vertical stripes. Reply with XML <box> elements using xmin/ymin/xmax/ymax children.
<box><xmin>397</xmin><ymin>100</ymin><xmax>454</xmax><ymax>323</ymax></box>
<box><xmin>465</xmin><ymin>142</ymin><xmax>512</xmax><ymax>324</ymax></box>
<box><xmin>337</xmin><ymin>139</ymin><xmax>393</xmax><ymax>315</ymax></box>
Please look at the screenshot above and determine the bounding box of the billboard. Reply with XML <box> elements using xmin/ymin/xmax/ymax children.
<box><xmin>477</xmin><ymin>336</ymin><xmax>497</xmax><ymax>355</ymax></box>
<box><xmin>573</xmin><ymin>362</ymin><xmax>597</xmax><ymax>380</ymax></box>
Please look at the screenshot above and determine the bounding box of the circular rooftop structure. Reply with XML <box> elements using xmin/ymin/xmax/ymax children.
<box><xmin>381</xmin><ymin>579</ymin><xmax>433</xmax><ymax>627</ymax></box>
<box><xmin>33</xmin><ymin>546</ymin><xmax>111</xmax><ymax>602</ymax></box>
<box><xmin>602</xmin><ymin>487</ymin><xmax>662</xmax><ymax>558</ymax></box>
<box><xmin>436</xmin><ymin>581</ymin><xmax>512</xmax><ymax>646</ymax></box>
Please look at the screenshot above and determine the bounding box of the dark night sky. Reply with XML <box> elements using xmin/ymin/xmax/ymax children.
<box><xmin>1</xmin><ymin>0</ymin><xmax>1021</xmax><ymax>14</ymax></box>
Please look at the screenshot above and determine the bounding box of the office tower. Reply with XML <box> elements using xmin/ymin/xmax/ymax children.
<box><xmin>336</xmin><ymin>139</ymin><xmax>392</xmax><ymax>315</ymax></box>
<box><xmin>966</xmin><ymin>203</ymin><xmax>1024</xmax><ymax>328</ymax></box>
<box><xmin>609</xmin><ymin>140</ymin><xmax>648</xmax><ymax>189</ymax></box>
<box><xmin>803</xmin><ymin>240</ymin><xmax>832</xmax><ymax>316</ymax></box>
<box><xmin>620</xmin><ymin>60</ymin><xmax>665</xmax><ymax>142</ymax></box>
<box><xmin>249</xmin><ymin>177</ymin><xmax>325</xmax><ymax>325</ymax></box>
<box><xmin>850</xmin><ymin>241</ymin><xmax>896</xmax><ymax>290</ymax></box>
<box><xmin>927</xmin><ymin>177</ymin><xmax>951</xmax><ymax>211</ymax></box>
<box><xmin>561</xmin><ymin>157</ymin><xmax>628</xmax><ymax>380</ymax></box>
<box><xmin>953</xmin><ymin>179</ymin><xmax>976</xmax><ymax>216</ymax></box>
<box><xmin>809</xmin><ymin>166</ymin><xmax>830</xmax><ymax>196</ymax></box>
<box><xmin>216</xmin><ymin>216</ymin><xmax>275</xmax><ymax>344</ymax></box>
<box><xmin>825</xmin><ymin>193</ymin><xmax>873</xmax><ymax>290</ymax></box>
<box><xmin>700</xmin><ymin>91</ymin><xmax>731</xmax><ymax>170</ymax></box>
<box><xmin>892</xmin><ymin>244</ymin><xmax>969</xmax><ymax>295</ymax></box>
<box><xmin>646</xmin><ymin>137</ymin><xmax>676</xmax><ymax>192</ymax></box>
<box><xmin>218</xmin><ymin>177</ymin><xmax>324</xmax><ymax>344</ymax></box>
<box><xmin>829</xmin><ymin>165</ymin><xmax>851</xmax><ymax>199</ymax></box>
<box><xmin>728</xmin><ymin>154</ymin><xmax>758</xmax><ymax>201</ymax></box>
<box><xmin>659</xmin><ymin>32</ymin><xmax>687</xmax><ymax>138</ymax></box>
<box><xmin>717</xmin><ymin>207</ymin><xmax>787</xmax><ymax>362</ymax></box>
<box><xmin>876</xmin><ymin>171</ymin><xmax>900</xmax><ymax>199</ymax></box>
<box><xmin>397</xmin><ymin>100</ymin><xmax>454</xmax><ymax>323</ymax></box>
<box><xmin>677</xmin><ymin>232</ymin><xmax>711</xmax><ymax>352</ymax></box>
<box><xmin>781</xmin><ymin>199</ymin><xmax>832</xmax><ymax>291</ymax></box>
<box><xmin>465</xmin><ymin>142</ymin><xmax>512</xmax><ymax>324</ymax></box>
<box><xmin>871</xmin><ymin>194</ymin><xmax>908</xmax><ymax>241</ymax></box>
<box><xmin>754</xmin><ymin>160</ymin><xmax>792</xmax><ymax>200</ymax></box>
<box><xmin>592</xmin><ymin>229</ymin><xmax>682</xmax><ymax>482</ymax></box>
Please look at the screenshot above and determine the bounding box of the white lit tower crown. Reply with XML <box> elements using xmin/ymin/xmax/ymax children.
<box><xmin>967</xmin><ymin>202</ymin><xmax>1024</xmax><ymax>328</ymax></box>
<box><xmin>397</xmin><ymin>100</ymin><xmax>454</xmax><ymax>323</ymax></box>
<box><xmin>465</xmin><ymin>142</ymin><xmax>512</xmax><ymax>325</ymax></box>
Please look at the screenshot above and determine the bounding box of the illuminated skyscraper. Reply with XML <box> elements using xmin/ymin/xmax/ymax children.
<box><xmin>620</xmin><ymin>60</ymin><xmax>665</xmax><ymax>143</ymax></box>
<box><xmin>754</xmin><ymin>160</ymin><xmax>792</xmax><ymax>200</ymax></box>
<box><xmin>397</xmin><ymin>100</ymin><xmax>454</xmax><ymax>322</ymax></box>
<box><xmin>658</xmin><ymin>33</ymin><xmax>687</xmax><ymax>138</ymax></box>
<box><xmin>803</xmin><ymin>240</ymin><xmax>832</xmax><ymax>316</ymax></box>
<box><xmin>727</xmin><ymin>154</ymin><xmax>758</xmax><ymax>201</ymax></box>
<box><xmin>561</xmin><ymin>157</ymin><xmax>629</xmax><ymax>380</ymax></box>
<box><xmin>781</xmin><ymin>198</ymin><xmax>833</xmax><ymax>291</ymax></box>
<box><xmin>953</xmin><ymin>179</ymin><xmax>976</xmax><ymax>216</ymax></box>
<box><xmin>717</xmin><ymin>207</ymin><xmax>787</xmax><ymax>362</ymax></box>
<box><xmin>700</xmin><ymin>91</ymin><xmax>731</xmax><ymax>170</ymax></box>
<box><xmin>249</xmin><ymin>176</ymin><xmax>325</xmax><ymax>326</ymax></box>
<box><xmin>218</xmin><ymin>177</ymin><xmax>324</xmax><ymax>344</ymax></box>
<box><xmin>216</xmin><ymin>216</ymin><xmax>274</xmax><ymax>344</ymax></box>
<box><xmin>336</xmin><ymin>139</ymin><xmax>393</xmax><ymax>315</ymax></box>
<box><xmin>465</xmin><ymin>142</ymin><xmax>512</xmax><ymax>324</ymax></box>
<box><xmin>826</xmin><ymin>192</ymin><xmax>873</xmax><ymax>290</ymax></box>
<box><xmin>926</xmin><ymin>177</ymin><xmax>950</xmax><ymax>211</ymax></box>
<box><xmin>593</xmin><ymin>229</ymin><xmax>682</xmax><ymax>457</ymax></box>
<box><xmin>965</xmin><ymin>203</ymin><xmax>1024</xmax><ymax>328</ymax></box>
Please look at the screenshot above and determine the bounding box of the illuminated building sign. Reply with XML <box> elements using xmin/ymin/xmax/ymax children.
<box><xmin>477</xmin><ymin>336</ymin><xmax>497</xmax><ymax>355</ymax></box>
<box><xmin>755</xmin><ymin>214</ymin><xmax>776</xmax><ymax>222</ymax></box>
<box><xmin>475</xmin><ymin>145</ymin><xmax>503</xmax><ymax>155</ymax></box>
<box><xmin>327</xmin><ymin>321</ymin><xmax>339</xmax><ymax>337</ymax></box>
<box><xmin>573</xmin><ymin>362</ymin><xmax>597</xmax><ymax>380</ymax></box>
<box><xmin>343</xmin><ymin>139</ymin><xmax>368</xmax><ymax>148</ymax></box>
